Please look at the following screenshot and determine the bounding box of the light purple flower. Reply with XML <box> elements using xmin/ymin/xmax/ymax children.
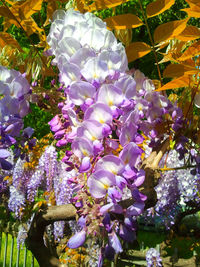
<box><xmin>77</xmin><ymin>120</ymin><xmax>103</xmax><ymax>142</ymax></box>
<box><xmin>87</xmin><ymin>170</ymin><xmax>115</xmax><ymax>198</ymax></box>
<box><xmin>119</xmin><ymin>123</ymin><xmax>138</xmax><ymax>147</ymax></box>
<box><xmin>120</xmin><ymin>142</ymin><xmax>142</xmax><ymax>173</ymax></box>
<box><xmin>96</xmin><ymin>84</ymin><xmax>123</xmax><ymax>108</ymax></box>
<box><xmin>95</xmin><ymin>155</ymin><xmax>124</xmax><ymax>176</ymax></box>
<box><xmin>59</xmin><ymin>62</ymin><xmax>81</xmax><ymax>87</ymax></box>
<box><xmin>81</xmin><ymin>57</ymin><xmax>108</xmax><ymax>84</ymax></box>
<box><xmin>84</xmin><ymin>102</ymin><xmax>113</xmax><ymax>125</ymax></box>
<box><xmin>69</xmin><ymin>81</ymin><xmax>96</xmax><ymax>105</ymax></box>
<box><xmin>72</xmin><ymin>137</ymin><xmax>93</xmax><ymax>158</ymax></box>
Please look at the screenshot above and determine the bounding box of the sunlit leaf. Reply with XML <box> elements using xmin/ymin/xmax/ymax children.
<box><xmin>156</xmin><ymin>75</ymin><xmax>191</xmax><ymax>91</ymax></box>
<box><xmin>181</xmin><ymin>5</ymin><xmax>200</xmax><ymax>18</ymax></box>
<box><xmin>104</xmin><ymin>14</ymin><xmax>143</xmax><ymax>30</ymax></box>
<box><xmin>4</xmin><ymin>0</ymin><xmax>15</xmax><ymax>5</ymax></box>
<box><xmin>114</xmin><ymin>29</ymin><xmax>132</xmax><ymax>47</ymax></box>
<box><xmin>163</xmin><ymin>63</ymin><xmax>197</xmax><ymax>78</ymax></box>
<box><xmin>185</xmin><ymin>0</ymin><xmax>200</xmax><ymax>7</ymax></box>
<box><xmin>154</xmin><ymin>18</ymin><xmax>188</xmax><ymax>43</ymax></box>
<box><xmin>75</xmin><ymin>0</ymin><xmax>87</xmax><ymax>12</ymax></box>
<box><xmin>21</xmin><ymin>17</ymin><xmax>44</xmax><ymax>36</ymax></box>
<box><xmin>20</xmin><ymin>0</ymin><xmax>43</xmax><ymax>19</ymax></box>
<box><xmin>158</xmin><ymin>52</ymin><xmax>177</xmax><ymax>64</ymax></box>
<box><xmin>176</xmin><ymin>25</ymin><xmax>200</xmax><ymax>41</ymax></box>
<box><xmin>146</xmin><ymin>0</ymin><xmax>175</xmax><ymax>18</ymax></box>
<box><xmin>126</xmin><ymin>42</ymin><xmax>151</xmax><ymax>62</ymax></box>
<box><xmin>155</xmin><ymin>40</ymin><xmax>170</xmax><ymax>51</ymax></box>
<box><xmin>178</xmin><ymin>40</ymin><xmax>200</xmax><ymax>61</ymax></box>
<box><xmin>85</xmin><ymin>0</ymin><xmax>130</xmax><ymax>11</ymax></box>
<box><xmin>0</xmin><ymin>6</ymin><xmax>16</xmax><ymax>20</ymax></box>
<box><xmin>0</xmin><ymin>32</ymin><xmax>22</xmax><ymax>51</ymax></box>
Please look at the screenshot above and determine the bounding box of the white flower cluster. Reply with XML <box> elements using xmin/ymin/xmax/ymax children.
<box><xmin>47</xmin><ymin>9</ymin><xmax>128</xmax><ymax>87</ymax></box>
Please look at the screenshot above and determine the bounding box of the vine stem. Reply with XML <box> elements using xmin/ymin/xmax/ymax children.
<box><xmin>138</xmin><ymin>0</ymin><xmax>163</xmax><ymax>86</ymax></box>
<box><xmin>159</xmin><ymin>164</ymin><xmax>197</xmax><ymax>172</ymax></box>
<box><xmin>185</xmin><ymin>74</ymin><xmax>200</xmax><ymax>120</ymax></box>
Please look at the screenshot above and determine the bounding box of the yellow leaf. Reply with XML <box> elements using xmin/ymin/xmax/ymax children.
<box><xmin>0</xmin><ymin>32</ymin><xmax>22</xmax><ymax>51</ymax></box>
<box><xmin>4</xmin><ymin>0</ymin><xmax>15</xmax><ymax>5</ymax></box>
<box><xmin>44</xmin><ymin>0</ymin><xmax>58</xmax><ymax>26</ymax></box>
<box><xmin>104</xmin><ymin>14</ymin><xmax>143</xmax><ymax>30</ymax></box>
<box><xmin>20</xmin><ymin>0</ymin><xmax>43</xmax><ymax>19</ymax></box>
<box><xmin>75</xmin><ymin>0</ymin><xmax>87</xmax><ymax>13</ymax></box>
<box><xmin>21</xmin><ymin>17</ymin><xmax>43</xmax><ymax>36</ymax></box>
<box><xmin>86</xmin><ymin>0</ymin><xmax>130</xmax><ymax>11</ymax></box>
<box><xmin>114</xmin><ymin>29</ymin><xmax>132</xmax><ymax>47</ymax></box>
<box><xmin>158</xmin><ymin>39</ymin><xmax>186</xmax><ymax>63</ymax></box>
<box><xmin>178</xmin><ymin>40</ymin><xmax>200</xmax><ymax>61</ymax></box>
<box><xmin>163</xmin><ymin>63</ymin><xmax>197</xmax><ymax>78</ymax></box>
<box><xmin>176</xmin><ymin>25</ymin><xmax>200</xmax><ymax>41</ymax></box>
<box><xmin>185</xmin><ymin>0</ymin><xmax>200</xmax><ymax>7</ymax></box>
<box><xmin>156</xmin><ymin>75</ymin><xmax>191</xmax><ymax>91</ymax></box>
<box><xmin>181</xmin><ymin>5</ymin><xmax>200</xmax><ymax>18</ymax></box>
<box><xmin>146</xmin><ymin>0</ymin><xmax>175</xmax><ymax>18</ymax></box>
<box><xmin>0</xmin><ymin>6</ymin><xmax>16</xmax><ymax>20</ymax></box>
<box><xmin>126</xmin><ymin>42</ymin><xmax>151</xmax><ymax>62</ymax></box>
<box><xmin>154</xmin><ymin>18</ymin><xmax>188</xmax><ymax>43</ymax></box>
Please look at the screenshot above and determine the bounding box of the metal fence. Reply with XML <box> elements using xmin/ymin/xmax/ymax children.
<box><xmin>0</xmin><ymin>232</ymin><xmax>38</xmax><ymax>267</ymax></box>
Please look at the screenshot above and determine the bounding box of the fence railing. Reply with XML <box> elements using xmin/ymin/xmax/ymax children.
<box><xmin>0</xmin><ymin>232</ymin><xmax>38</xmax><ymax>267</ymax></box>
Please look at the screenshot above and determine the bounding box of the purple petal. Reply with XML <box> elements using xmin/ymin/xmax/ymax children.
<box><xmin>72</xmin><ymin>137</ymin><xmax>93</xmax><ymax>158</ymax></box>
<box><xmin>78</xmin><ymin>216</ymin><xmax>86</xmax><ymax>228</ymax></box>
<box><xmin>84</xmin><ymin>102</ymin><xmax>113</xmax><ymax>125</ymax></box>
<box><xmin>0</xmin><ymin>158</ymin><xmax>13</xmax><ymax>170</ymax></box>
<box><xmin>108</xmin><ymin>187</ymin><xmax>122</xmax><ymax>201</ymax></box>
<box><xmin>87</xmin><ymin>170</ymin><xmax>115</xmax><ymax>198</ymax></box>
<box><xmin>105</xmin><ymin>245</ymin><xmax>115</xmax><ymax>260</ymax></box>
<box><xmin>0</xmin><ymin>149</ymin><xmax>10</xmax><ymax>159</ymax></box>
<box><xmin>133</xmin><ymin>169</ymin><xmax>145</xmax><ymax>187</ymax></box>
<box><xmin>116</xmin><ymin>175</ymin><xmax>127</xmax><ymax>190</ymax></box>
<box><xmin>119</xmin><ymin>224</ymin><xmax>136</xmax><ymax>242</ymax></box>
<box><xmin>23</xmin><ymin>127</ymin><xmax>34</xmax><ymax>138</ymax></box>
<box><xmin>67</xmin><ymin>230</ymin><xmax>86</xmax><ymax>249</ymax></box>
<box><xmin>99</xmin><ymin>203</ymin><xmax>123</xmax><ymax>215</ymax></box>
<box><xmin>108</xmin><ymin>232</ymin><xmax>123</xmax><ymax>253</ymax></box>
<box><xmin>79</xmin><ymin>156</ymin><xmax>91</xmax><ymax>173</ymax></box>
<box><xmin>95</xmin><ymin>155</ymin><xmax>124</xmax><ymax>176</ymax></box>
<box><xmin>126</xmin><ymin>202</ymin><xmax>144</xmax><ymax>216</ymax></box>
<box><xmin>69</xmin><ymin>81</ymin><xmax>96</xmax><ymax>105</ymax></box>
<box><xmin>98</xmin><ymin>248</ymin><xmax>105</xmax><ymax>267</ymax></box>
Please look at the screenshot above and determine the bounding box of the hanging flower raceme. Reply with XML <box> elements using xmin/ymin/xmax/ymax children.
<box><xmin>0</xmin><ymin>66</ymin><xmax>35</xmax><ymax>170</ymax></box>
<box><xmin>46</xmin><ymin>8</ymin><xmax>184</xmax><ymax>262</ymax></box>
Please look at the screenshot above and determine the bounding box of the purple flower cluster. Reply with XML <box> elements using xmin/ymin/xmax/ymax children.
<box><xmin>146</xmin><ymin>248</ymin><xmax>162</xmax><ymax>267</ymax></box>
<box><xmin>0</xmin><ymin>66</ymin><xmax>34</xmax><ymax>171</ymax></box>
<box><xmin>145</xmin><ymin>147</ymin><xmax>200</xmax><ymax>229</ymax></box>
<box><xmin>46</xmin><ymin>8</ymin><xmax>183</xmax><ymax>259</ymax></box>
<box><xmin>8</xmin><ymin>146</ymin><xmax>57</xmax><ymax>216</ymax></box>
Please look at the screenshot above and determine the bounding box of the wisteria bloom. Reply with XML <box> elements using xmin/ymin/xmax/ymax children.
<box><xmin>4</xmin><ymin>7</ymin><xmax>192</xmax><ymax>266</ymax></box>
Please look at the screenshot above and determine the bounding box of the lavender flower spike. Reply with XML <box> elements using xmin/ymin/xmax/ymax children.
<box><xmin>146</xmin><ymin>248</ymin><xmax>162</xmax><ymax>267</ymax></box>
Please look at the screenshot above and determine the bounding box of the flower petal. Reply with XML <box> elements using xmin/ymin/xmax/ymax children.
<box><xmin>67</xmin><ymin>230</ymin><xmax>86</xmax><ymax>249</ymax></box>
